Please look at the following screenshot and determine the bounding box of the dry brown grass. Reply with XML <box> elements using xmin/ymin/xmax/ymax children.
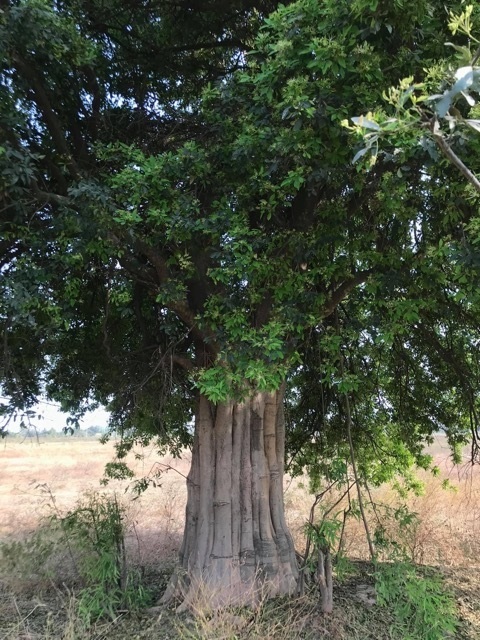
<box><xmin>1</xmin><ymin>434</ymin><xmax>480</xmax><ymax>639</ymax></box>
<box><xmin>0</xmin><ymin>436</ymin><xmax>188</xmax><ymax>565</ymax></box>
<box><xmin>284</xmin><ymin>438</ymin><xmax>480</xmax><ymax>568</ymax></box>
<box><xmin>1</xmin><ymin>433</ymin><xmax>479</xmax><ymax>571</ymax></box>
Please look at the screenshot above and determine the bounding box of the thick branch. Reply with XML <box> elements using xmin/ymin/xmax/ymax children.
<box><xmin>321</xmin><ymin>270</ymin><xmax>373</xmax><ymax>318</ymax></box>
<box><xmin>81</xmin><ymin>66</ymin><xmax>103</xmax><ymax>138</ymax></box>
<box><xmin>130</xmin><ymin>36</ymin><xmax>245</xmax><ymax>55</ymax></box>
<box><xmin>30</xmin><ymin>181</ymin><xmax>71</xmax><ymax>207</ymax></box>
<box><xmin>115</xmin><ymin>236</ymin><xmax>219</xmax><ymax>355</ymax></box>
<box><xmin>133</xmin><ymin>238</ymin><xmax>170</xmax><ymax>282</ymax></box>
<box><xmin>172</xmin><ymin>354</ymin><xmax>195</xmax><ymax>371</ymax></box>
<box><xmin>133</xmin><ymin>241</ymin><xmax>199</xmax><ymax>329</ymax></box>
<box><xmin>13</xmin><ymin>54</ymin><xmax>81</xmax><ymax>180</ymax></box>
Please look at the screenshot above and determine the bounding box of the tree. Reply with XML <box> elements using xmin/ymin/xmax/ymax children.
<box><xmin>2</xmin><ymin>0</ymin><xmax>480</xmax><ymax>609</ymax></box>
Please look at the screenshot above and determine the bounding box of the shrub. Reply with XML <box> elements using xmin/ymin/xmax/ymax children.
<box><xmin>55</xmin><ymin>491</ymin><xmax>151</xmax><ymax>625</ymax></box>
<box><xmin>375</xmin><ymin>560</ymin><xmax>458</xmax><ymax>640</ymax></box>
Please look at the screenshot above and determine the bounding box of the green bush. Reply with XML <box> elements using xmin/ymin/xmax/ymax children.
<box><xmin>56</xmin><ymin>491</ymin><xmax>151</xmax><ymax>625</ymax></box>
<box><xmin>1</xmin><ymin>489</ymin><xmax>151</xmax><ymax>626</ymax></box>
<box><xmin>375</xmin><ymin>561</ymin><xmax>458</xmax><ymax>640</ymax></box>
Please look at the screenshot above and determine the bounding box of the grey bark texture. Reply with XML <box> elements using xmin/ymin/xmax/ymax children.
<box><xmin>316</xmin><ymin>548</ymin><xmax>333</xmax><ymax>614</ymax></box>
<box><xmin>161</xmin><ymin>386</ymin><xmax>298</xmax><ymax>610</ymax></box>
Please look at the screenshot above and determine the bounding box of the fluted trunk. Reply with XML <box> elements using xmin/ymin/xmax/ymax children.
<box><xmin>161</xmin><ymin>385</ymin><xmax>298</xmax><ymax>610</ymax></box>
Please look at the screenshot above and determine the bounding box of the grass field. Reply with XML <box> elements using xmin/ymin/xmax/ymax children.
<box><xmin>0</xmin><ymin>436</ymin><xmax>189</xmax><ymax>564</ymax></box>
<box><xmin>0</xmin><ymin>433</ymin><xmax>479</xmax><ymax>639</ymax></box>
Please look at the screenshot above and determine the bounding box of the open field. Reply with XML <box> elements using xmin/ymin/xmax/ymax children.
<box><xmin>0</xmin><ymin>436</ymin><xmax>189</xmax><ymax>565</ymax></box>
<box><xmin>0</xmin><ymin>434</ymin><xmax>479</xmax><ymax>639</ymax></box>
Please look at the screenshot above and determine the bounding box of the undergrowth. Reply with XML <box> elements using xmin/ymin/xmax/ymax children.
<box><xmin>375</xmin><ymin>561</ymin><xmax>458</xmax><ymax>640</ymax></box>
<box><xmin>0</xmin><ymin>489</ymin><xmax>151</xmax><ymax>627</ymax></box>
<box><xmin>0</xmin><ymin>475</ymin><xmax>469</xmax><ymax>639</ymax></box>
<box><xmin>55</xmin><ymin>491</ymin><xmax>151</xmax><ymax>624</ymax></box>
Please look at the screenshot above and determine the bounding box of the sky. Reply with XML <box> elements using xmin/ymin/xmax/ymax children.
<box><xmin>7</xmin><ymin>398</ymin><xmax>110</xmax><ymax>432</ymax></box>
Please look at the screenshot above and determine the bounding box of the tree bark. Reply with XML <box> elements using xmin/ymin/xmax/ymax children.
<box><xmin>161</xmin><ymin>385</ymin><xmax>298</xmax><ymax>610</ymax></box>
<box><xmin>316</xmin><ymin>548</ymin><xmax>333</xmax><ymax>614</ymax></box>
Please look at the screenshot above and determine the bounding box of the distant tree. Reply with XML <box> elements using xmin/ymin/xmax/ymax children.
<box><xmin>85</xmin><ymin>425</ymin><xmax>105</xmax><ymax>437</ymax></box>
<box><xmin>1</xmin><ymin>0</ymin><xmax>480</xmax><ymax>608</ymax></box>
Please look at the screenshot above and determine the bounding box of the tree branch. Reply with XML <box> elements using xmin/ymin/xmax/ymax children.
<box><xmin>321</xmin><ymin>270</ymin><xmax>374</xmax><ymax>318</ymax></box>
<box><xmin>30</xmin><ymin>181</ymin><xmax>71</xmax><ymax>207</ymax></box>
<box><xmin>112</xmin><ymin>235</ymin><xmax>219</xmax><ymax>355</ymax></box>
<box><xmin>335</xmin><ymin>312</ymin><xmax>375</xmax><ymax>561</ymax></box>
<box><xmin>172</xmin><ymin>354</ymin><xmax>195</xmax><ymax>371</ymax></box>
<box><xmin>13</xmin><ymin>53</ymin><xmax>81</xmax><ymax>180</ymax></box>
<box><xmin>431</xmin><ymin>121</ymin><xmax>480</xmax><ymax>194</ymax></box>
<box><xmin>128</xmin><ymin>35</ymin><xmax>245</xmax><ymax>55</ymax></box>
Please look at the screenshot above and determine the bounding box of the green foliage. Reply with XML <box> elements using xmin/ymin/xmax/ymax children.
<box><xmin>0</xmin><ymin>489</ymin><xmax>150</xmax><ymax>624</ymax></box>
<box><xmin>305</xmin><ymin>517</ymin><xmax>342</xmax><ymax>555</ymax></box>
<box><xmin>54</xmin><ymin>492</ymin><xmax>150</xmax><ymax>625</ymax></box>
<box><xmin>346</xmin><ymin>3</ymin><xmax>480</xmax><ymax>186</ymax></box>
<box><xmin>372</xmin><ymin>499</ymin><xmax>457</xmax><ymax>638</ymax></box>
<box><xmin>334</xmin><ymin>553</ymin><xmax>356</xmax><ymax>582</ymax></box>
<box><xmin>372</xmin><ymin>503</ymin><xmax>422</xmax><ymax>560</ymax></box>
<box><xmin>375</xmin><ymin>562</ymin><xmax>458</xmax><ymax>640</ymax></box>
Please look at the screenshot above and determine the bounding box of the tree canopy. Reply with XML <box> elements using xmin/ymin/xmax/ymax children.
<box><xmin>2</xmin><ymin>0</ymin><xmax>480</xmax><ymax>605</ymax></box>
<box><xmin>2</xmin><ymin>0</ymin><xmax>479</xmax><ymax>451</ymax></box>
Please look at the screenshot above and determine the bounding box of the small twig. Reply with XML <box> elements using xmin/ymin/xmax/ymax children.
<box><xmin>319</xmin><ymin>481</ymin><xmax>356</xmax><ymax>524</ymax></box>
<box><xmin>335</xmin><ymin>312</ymin><xmax>375</xmax><ymax>561</ymax></box>
<box><xmin>1</xmin><ymin>601</ymin><xmax>46</xmax><ymax>640</ymax></box>
<box><xmin>364</xmin><ymin>481</ymin><xmax>382</xmax><ymax>527</ymax></box>
<box><xmin>342</xmin><ymin>378</ymin><xmax>375</xmax><ymax>561</ymax></box>
<box><xmin>92</xmin><ymin>612</ymin><xmax>126</xmax><ymax>640</ymax></box>
<box><xmin>471</xmin><ymin>44</ymin><xmax>480</xmax><ymax>66</ymax></box>
<box><xmin>149</xmin><ymin>461</ymin><xmax>189</xmax><ymax>481</ymax></box>
<box><xmin>337</xmin><ymin>504</ymin><xmax>351</xmax><ymax>556</ymax></box>
<box><xmin>298</xmin><ymin>478</ymin><xmax>348</xmax><ymax>596</ymax></box>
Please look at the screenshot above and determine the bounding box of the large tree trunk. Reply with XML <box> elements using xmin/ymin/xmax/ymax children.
<box><xmin>161</xmin><ymin>385</ymin><xmax>298</xmax><ymax>610</ymax></box>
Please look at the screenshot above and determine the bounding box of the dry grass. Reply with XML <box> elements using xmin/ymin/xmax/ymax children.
<box><xmin>284</xmin><ymin>436</ymin><xmax>480</xmax><ymax>569</ymax></box>
<box><xmin>0</xmin><ymin>433</ymin><xmax>479</xmax><ymax>639</ymax></box>
<box><xmin>3</xmin><ymin>433</ymin><xmax>478</xmax><ymax>569</ymax></box>
<box><xmin>0</xmin><ymin>436</ymin><xmax>188</xmax><ymax>571</ymax></box>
